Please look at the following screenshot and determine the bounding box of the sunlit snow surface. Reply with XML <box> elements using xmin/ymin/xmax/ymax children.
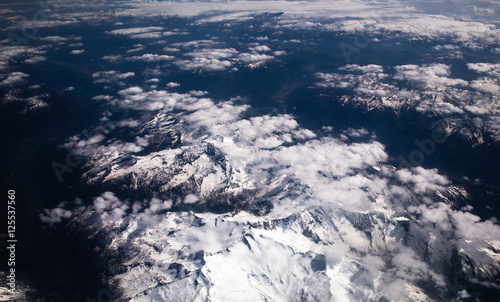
<box><xmin>1</xmin><ymin>0</ymin><xmax>500</xmax><ymax>300</ymax></box>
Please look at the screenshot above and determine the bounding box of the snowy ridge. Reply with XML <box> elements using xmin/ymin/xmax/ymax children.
<box><xmin>314</xmin><ymin>64</ymin><xmax>500</xmax><ymax>145</ymax></box>
<box><xmin>46</xmin><ymin>88</ymin><xmax>500</xmax><ymax>300</ymax></box>
<box><xmin>23</xmin><ymin>0</ymin><xmax>500</xmax><ymax>299</ymax></box>
<box><xmin>59</xmin><ymin>186</ymin><xmax>499</xmax><ymax>301</ymax></box>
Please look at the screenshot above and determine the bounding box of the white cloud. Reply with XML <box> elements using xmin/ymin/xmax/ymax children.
<box><xmin>93</xmin><ymin>192</ymin><xmax>128</xmax><ymax>220</ymax></box>
<box><xmin>171</xmin><ymin>40</ymin><xmax>219</xmax><ymax>49</ymax></box>
<box><xmin>116</xmin><ymin>119</ymin><xmax>140</xmax><ymax>128</ymax></box>
<box><xmin>127</xmin><ymin>54</ymin><xmax>174</xmax><ymax>62</ymax></box>
<box><xmin>173</xmin><ymin>48</ymin><xmax>238</xmax><ymax>71</ymax></box>
<box><xmin>38</xmin><ymin>36</ymin><xmax>70</xmax><ymax>43</ymax></box>
<box><xmin>107</xmin><ymin>27</ymin><xmax>164</xmax><ymax>36</ymax></box>
<box><xmin>339</xmin><ymin>64</ymin><xmax>384</xmax><ymax>75</ymax></box>
<box><xmin>464</xmin><ymin>105</ymin><xmax>490</xmax><ymax>115</ymax></box>
<box><xmin>27</xmin><ymin>1</ymin><xmax>500</xmax><ymax>299</ymax></box>
<box><xmin>468</xmin><ymin>63</ymin><xmax>500</xmax><ymax>78</ymax></box>
<box><xmin>175</xmin><ymin>57</ymin><xmax>232</xmax><ymax>71</ymax></box>
<box><xmin>92</xmin><ymin>70</ymin><xmax>135</xmax><ymax>84</ymax></box>
<box><xmin>0</xmin><ymin>71</ymin><xmax>28</xmax><ymax>86</ymax></box>
<box><xmin>416</xmin><ymin>101</ymin><xmax>464</xmax><ymax>115</ymax></box>
<box><xmin>433</xmin><ymin>44</ymin><xmax>463</xmax><ymax>58</ymax></box>
<box><xmin>128</xmin><ymin>32</ymin><xmax>163</xmax><ymax>39</ymax></box>
<box><xmin>40</xmin><ymin>202</ymin><xmax>72</xmax><ymax>225</ymax></box>
<box><xmin>185</xmin><ymin>48</ymin><xmax>238</xmax><ymax>59</ymax></box>
<box><xmin>23</xmin><ymin>55</ymin><xmax>46</xmax><ymax>64</ymax></box>
<box><xmin>249</xmin><ymin>45</ymin><xmax>271</xmax><ymax>52</ymax></box>
<box><xmin>396</xmin><ymin>167</ymin><xmax>449</xmax><ymax>194</ymax></box>
<box><xmin>127</xmin><ymin>44</ymin><xmax>145</xmax><ymax>53</ymax></box>
<box><xmin>238</xmin><ymin>53</ymin><xmax>274</xmax><ymax>63</ymax></box>
<box><xmin>0</xmin><ymin>45</ymin><xmax>45</xmax><ymax>71</ymax></box>
<box><xmin>183</xmin><ymin>194</ymin><xmax>199</xmax><ymax>204</ymax></box>
<box><xmin>314</xmin><ymin>72</ymin><xmax>356</xmax><ymax>89</ymax></box>
<box><xmin>343</xmin><ymin>127</ymin><xmax>370</xmax><ymax>138</ymax></box>
<box><xmin>470</xmin><ymin>78</ymin><xmax>499</xmax><ymax>94</ymax></box>
<box><xmin>50</xmin><ymin>75</ymin><xmax>500</xmax><ymax>299</ymax></box>
<box><xmin>394</xmin><ymin>64</ymin><xmax>468</xmax><ymax>89</ymax></box>
<box><xmin>70</xmin><ymin>49</ymin><xmax>85</xmax><ymax>55</ymax></box>
<box><xmin>166</xmin><ymin>82</ymin><xmax>180</xmax><ymax>88</ymax></box>
<box><xmin>102</xmin><ymin>55</ymin><xmax>123</xmax><ymax>62</ymax></box>
<box><xmin>163</xmin><ymin>47</ymin><xmax>180</xmax><ymax>52</ymax></box>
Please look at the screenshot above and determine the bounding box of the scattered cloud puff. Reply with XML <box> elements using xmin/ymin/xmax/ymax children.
<box><xmin>468</xmin><ymin>63</ymin><xmax>500</xmax><ymax>78</ymax></box>
<box><xmin>40</xmin><ymin>202</ymin><xmax>73</xmax><ymax>225</ymax></box>
<box><xmin>314</xmin><ymin>72</ymin><xmax>356</xmax><ymax>89</ymax></box>
<box><xmin>3</xmin><ymin>90</ymin><xmax>49</xmax><ymax>113</ymax></box>
<box><xmin>163</xmin><ymin>47</ymin><xmax>180</xmax><ymax>52</ymax></box>
<box><xmin>355</xmin><ymin>84</ymin><xmax>391</xmax><ymax>97</ymax></box>
<box><xmin>171</xmin><ymin>40</ymin><xmax>219</xmax><ymax>49</ymax></box>
<box><xmin>183</xmin><ymin>194</ymin><xmax>199</xmax><ymax>204</ymax></box>
<box><xmin>433</xmin><ymin>44</ymin><xmax>463</xmax><ymax>59</ymax></box>
<box><xmin>171</xmin><ymin>43</ymin><xmax>278</xmax><ymax>70</ymax></box>
<box><xmin>394</xmin><ymin>64</ymin><xmax>468</xmax><ymax>89</ymax></box>
<box><xmin>23</xmin><ymin>55</ymin><xmax>46</xmax><ymax>64</ymax></box>
<box><xmin>194</xmin><ymin>11</ymin><xmax>255</xmax><ymax>24</ymax></box>
<box><xmin>339</xmin><ymin>64</ymin><xmax>385</xmax><ymax>77</ymax></box>
<box><xmin>64</xmin><ymin>133</ymin><xmax>148</xmax><ymax>157</ymax></box>
<box><xmin>166</xmin><ymin>82</ymin><xmax>180</xmax><ymax>88</ymax></box>
<box><xmin>70</xmin><ymin>49</ymin><xmax>85</xmax><ymax>55</ymax></box>
<box><xmin>238</xmin><ymin>52</ymin><xmax>274</xmax><ymax>63</ymax></box>
<box><xmin>128</xmin><ymin>32</ymin><xmax>163</xmax><ymax>39</ymax></box>
<box><xmin>116</xmin><ymin>119</ymin><xmax>140</xmax><ymax>128</ymax></box>
<box><xmin>175</xmin><ymin>58</ymin><xmax>232</xmax><ymax>71</ymax></box>
<box><xmin>0</xmin><ymin>71</ymin><xmax>28</xmax><ymax>86</ymax></box>
<box><xmin>249</xmin><ymin>45</ymin><xmax>271</xmax><ymax>52</ymax></box>
<box><xmin>185</xmin><ymin>48</ymin><xmax>238</xmax><ymax>59</ymax></box>
<box><xmin>92</xmin><ymin>70</ymin><xmax>135</xmax><ymax>84</ymax></box>
<box><xmin>38</xmin><ymin>36</ymin><xmax>70</xmax><ymax>43</ymax></box>
<box><xmin>127</xmin><ymin>44</ymin><xmax>145</xmax><ymax>53</ymax></box>
<box><xmin>5</xmin><ymin>16</ymin><xmax>79</xmax><ymax>31</ymax></box>
<box><xmin>92</xmin><ymin>191</ymin><xmax>129</xmax><ymax>220</ymax></box>
<box><xmin>102</xmin><ymin>55</ymin><xmax>123</xmax><ymax>62</ymax></box>
<box><xmin>0</xmin><ymin>45</ymin><xmax>46</xmax><ymax>71</ymax></box>
<box><xmin>103</xmin><ymin>53</ymin><xmax>175</xmax><ymax>63</ymax></box>
<box><xmin>416</xmin><ymin>101</ymin><xmax>464</xmax><ymax>115</ymax></box>
<box><xmin>106</xmin><ymin>26</ymin><xmax>164</xmax><ymax>37</ymax></box>
<box><xmin>37</xmin><ymin>35</ymin><xmax>81</xmax><ymax>46</ymax></box>
<box><xmin>174</xmin><ymin>48</ymin><xmax>237</xmax><ymax>71</ymax></box>
<box><xmin>127</xmin><ymin>53</ymin><xmax>174</xmax><ymax>62</ymax></box>
<box><xmin>464</xmin><ymin>105</ymin><xmax>490</xmax><ymax>115</ymax></box>
<box><xmin>343</xmin><ymin>127</ymin><xmax>370</xmax><ymax>138</ymax></box>
<box><xmin>470</xmin><ymin>78</ymin><xmax>499</xmax><ymax>94</ymax></box>
<box><xmin>315</xmin><ymin>70</ymin><xmax>395</xmax><ymax>99</ymax></box>
<box><xmin>396</xmin><ymin>166</ymin><xmax>449</xmax><ymax>194</ymax></box>
<box><xmin>433</xmin><ymin>44</ymin><xmax>459</xmax><ymax>51</ymax></box>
